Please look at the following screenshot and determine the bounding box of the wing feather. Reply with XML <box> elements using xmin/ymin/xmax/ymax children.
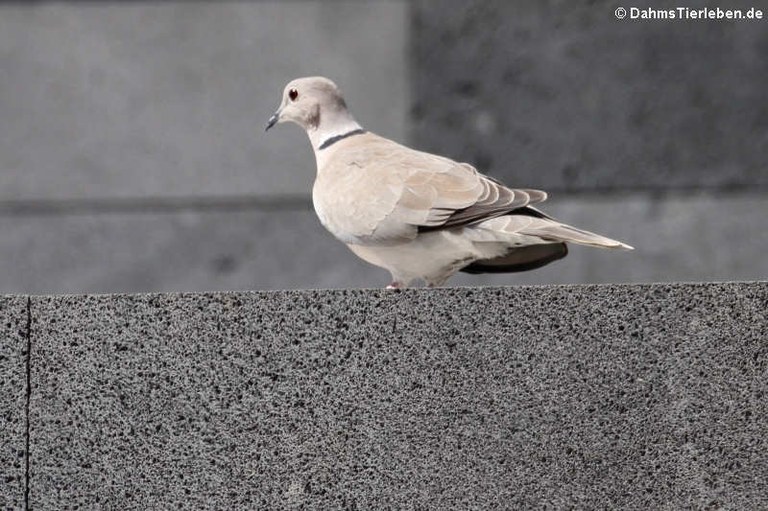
<box><xmin>315</xmin><ymin>132</ymin><xmax>548</xmax><ymax>243</ymax></box>
<box><xmin>398</xmin><ymin>159</ymin><xmax>547</xmax><ymax>232</ymax></box>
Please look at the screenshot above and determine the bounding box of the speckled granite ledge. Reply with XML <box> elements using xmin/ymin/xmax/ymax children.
<box><xmin>2</xmin><ymin>282</ymin><xmax>767</xmax><ymax>509</ymax></box>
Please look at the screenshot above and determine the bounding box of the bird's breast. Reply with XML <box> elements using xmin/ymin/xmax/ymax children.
<box><xmin>312</xmin><ymin>173</ymin><xmax>368</xmax><ymax>244</ymax></box>
<box><xmin>312</xmin><ymin>166</ymin><xmax>413</xmax><ymax>246</ymax></box>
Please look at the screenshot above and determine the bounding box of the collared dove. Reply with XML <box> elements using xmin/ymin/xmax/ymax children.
<box><xmin>266</xmin><ymin>76</ymin><xmax>632</xmax><ymax>288</ymax></box>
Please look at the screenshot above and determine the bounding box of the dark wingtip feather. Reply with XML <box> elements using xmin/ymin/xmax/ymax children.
<box><xmin>461</xmin><ymin>243</ymin><xmax>568</xmax><ymax>274</ymax></box>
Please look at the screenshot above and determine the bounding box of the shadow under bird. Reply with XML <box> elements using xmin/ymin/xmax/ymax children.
<box><xmin>266</xmin><ymin>76</ymin><xmax>632</xmax><ymax>288</ymax></box>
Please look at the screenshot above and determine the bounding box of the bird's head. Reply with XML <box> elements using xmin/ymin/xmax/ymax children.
<box><xmin>265</xmin><ymin>76</ymin><xmax>351</xmax><ymax>133</ymax></box>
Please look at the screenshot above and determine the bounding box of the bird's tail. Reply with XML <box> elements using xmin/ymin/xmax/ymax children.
<box><xmin>521</xmin><ymin>221</ymin><xmax>633</xmax><ymax>250</ymax></box>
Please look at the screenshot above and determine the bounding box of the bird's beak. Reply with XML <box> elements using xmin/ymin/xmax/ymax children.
<box><xmin>265</xmin><ymin>110</ymin><xmax>280</xmax><ymax>132</ymax></box>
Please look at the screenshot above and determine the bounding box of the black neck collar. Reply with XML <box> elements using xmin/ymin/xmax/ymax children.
<box><xmin>318</xmin><ymin>128</ymin><xmax>366</xmax><ymax>150</ymax></box>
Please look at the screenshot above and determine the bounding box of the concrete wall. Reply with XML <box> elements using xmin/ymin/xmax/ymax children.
<box><xmin>0</xmin><ymin>297</ymin><xmax>27</xmax><ymax>511</ymax></box>
<box><xmin>0</xmin><ymin>1</ymin><xmax>766</xmax><ymax>293</ymax></box>
<box><xmin>1</xmin><ymin>282</ymin><xmax>766</xmax><ymax>508</ymax></box>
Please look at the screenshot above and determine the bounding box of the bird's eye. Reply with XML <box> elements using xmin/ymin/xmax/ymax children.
<box><xmin>289</xmin><ymin>88</ymin><xmax>299</xmax><ymax>101</ymax></box>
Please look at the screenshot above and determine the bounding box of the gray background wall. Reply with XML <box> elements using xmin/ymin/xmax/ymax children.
<box><xmin>0</xmin><ymin>0</ymin><xmax>765</xmax><ymax>293</ymax></box>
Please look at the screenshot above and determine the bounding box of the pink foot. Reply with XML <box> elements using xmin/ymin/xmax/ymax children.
<box><xmin>386</xmin><ymin>282</ymin><xmax>403</xmax><ymax>290</ymax></box>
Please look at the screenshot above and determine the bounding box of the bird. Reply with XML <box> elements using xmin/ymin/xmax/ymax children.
<box><xmin>266</xmin><ymin>76</ymin><xmax>632</xmax><ymax>288</ymax></box>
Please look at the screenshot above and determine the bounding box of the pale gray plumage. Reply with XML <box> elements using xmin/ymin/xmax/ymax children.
<box><xmin>267</xmin><ymin>76</ymin><xmax>632</xmax><ymax>288</ymax></box>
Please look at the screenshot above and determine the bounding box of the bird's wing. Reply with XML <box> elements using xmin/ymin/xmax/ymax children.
<box><xmin>316</xmin><ymin>134</ymin><xmax>547</xmax><ymax>243</ymax></box>
<box><xmin>402</xmin><ymin>160</ymin><xmax>548</xmax><ymax>232</ymax></box>
<box><xmin>374</xmin><ymin>139</ymin><xmax>548</xmax><ymax>237</ymax></box>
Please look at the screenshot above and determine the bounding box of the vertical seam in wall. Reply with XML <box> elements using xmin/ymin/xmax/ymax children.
<box><xmin>24</xmin><ymin>296</ymin><xmax>31</xmax><ymax>511</ymax></box>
